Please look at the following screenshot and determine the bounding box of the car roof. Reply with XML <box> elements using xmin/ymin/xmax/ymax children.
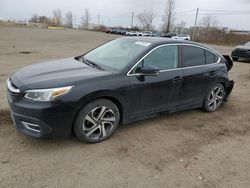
<box><xmin>124</xmin><ymin>36</ymin><xmax>194</xmax><ymax>45</ymax></box>
<box><xmin>122</xmin><ymin>37</ymin><xmax>221</xmax><ymax>55</ymax></box>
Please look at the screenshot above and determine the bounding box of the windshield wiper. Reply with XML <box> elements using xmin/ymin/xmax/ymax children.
<box><xmin>82</xmin><ymin>57</ymin><xmax>104</xmax><ymax>71</ymax></box>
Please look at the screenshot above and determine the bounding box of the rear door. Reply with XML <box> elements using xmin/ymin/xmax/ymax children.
<box><xmin>179</xmin><ymin>45</ymin><xmax>220</xmax><ymax>106</ymax></box>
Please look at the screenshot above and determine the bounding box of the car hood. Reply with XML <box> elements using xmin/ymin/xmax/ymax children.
<box><xmin>11</xmin><ymin>57</ymin><xmax>112</xmax><ymax>91</ymax></box>
<box><xmin>234</xmin><ymin>45</ymin><xmax>250</xmax><ymax>50</ymax></box>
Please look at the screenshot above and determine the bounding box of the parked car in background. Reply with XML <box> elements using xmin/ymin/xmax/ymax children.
<box><xmin>176</xmin><ymin>34</ymin><xmax>191</xmax><ymax>40</ymax></box>
<box><xmin>153</xmin><ymin>32</ymin><xmax>161</xmax><ymax>37</ymax></box>
<box><xmin>231</xmin><ymin>41</ymin><xmax>250</xmax><ymax>61</ymax></box>
<box><xmin>110</xmin><ymin>28</ymin><xmax>119</xmax><ymax>34</ymax></box>
<box><xmin>105</xmin><ymin>28</ymin><xmax>111</xmax><ymax>33</ymax></box>
<box><xmin>119</xmin><ymin>30</ymin><xmax>128</xmax><ymax>35</ymax></box>
<box><xmin>142</xmin><ymin>31</ymin><xmax>154</xmax><ymax>37</ymax></box>
<box><xmin>161</xmin><ymin>32</ymin><xmax>178</xmax><ymax>38</ymax></box>
<box><xmin>7</xmin><ymin>37</ymin><xmax>234</xmax><ymax>143</ymax></box>
<box><xmin>162</xmin><ymin>33</ymin><xmax>191</xmax><ymax>40</ymax></box>
<box><xmin>126</xmin><ymin>31</ymin><xmax>138</xmax><ymax>36</ymax></box>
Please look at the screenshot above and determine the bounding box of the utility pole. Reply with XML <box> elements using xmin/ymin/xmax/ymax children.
<box><xmin>131</xmin><ymin>12</ymin><xmax>134</xmax><ymax>28</ymax></box>
<box><xmin>98</xmin><ymin>14</ymin><xmax>100</xmax><ymax>27</ymax></box>
<box><xmin>74</xmin><ymin>15</ymin><xmax>76</xmax><ymax>28</ymax></box>
<box><xmin>108</xmin><ymin>17</ymin><xmax>110</xmax><ymax>28</ymax></box>
<box><xmin>192</xmin><ymin>8</ymin><xmax>199</xmax><ymax>40</ymax></box>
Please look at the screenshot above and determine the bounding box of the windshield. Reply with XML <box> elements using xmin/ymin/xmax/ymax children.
<box><xmin>245</xmin><ymin>42</ymin><xmax>250</xmax><ymax>46</ymax></box>
<box><xmin>83</xmin><ymin>38</ymin><xmax>150</xmax><ymax>71</ymax></box>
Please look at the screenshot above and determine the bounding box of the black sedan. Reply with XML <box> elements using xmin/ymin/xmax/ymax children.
<box><xmin>231</xmin><ymin>41</ymin><xmax>250</xmax><ymax>61</ymax></box>
<box><xmin>7</xmin><ymin>37</ymin><xmax>234</xmax><ymax>143</ymax></box>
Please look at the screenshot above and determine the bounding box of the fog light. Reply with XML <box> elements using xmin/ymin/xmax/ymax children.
<box><xmin>21</xmin><ymin>121</ymin><xmax>40</xmax><ymax>133</ymax></box>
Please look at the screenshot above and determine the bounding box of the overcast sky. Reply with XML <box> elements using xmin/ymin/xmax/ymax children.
<box><xmin>0</xmin><ymin>0</ymin><xmax>250</xmax><ymax>30</ymax></box>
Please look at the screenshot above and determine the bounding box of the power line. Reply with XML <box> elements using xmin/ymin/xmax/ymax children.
<box><xmin>199</xmin><ymin>12</ymin><xmax>250</xmax><ymax>15</ymax></box>
<box><xmin>199</xmin><ymin>9</ymin><xmax>250</xmax><ymax>13</ymax></box>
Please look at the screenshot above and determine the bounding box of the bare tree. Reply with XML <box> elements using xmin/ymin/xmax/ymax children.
<box><xmin>174</xmin><ymin>21</ymin><xmax>186</xmax><ymax>33</ymax></box>
<box><xmin>81</xmin><ymin>9</ymin><xmax>91</xmax><ymax>29</ymax></box>
<box><xmin>199</xmin><ymin>16</ymin><xmax>218</xmax><ymax>28</ymax></box>
<box><xmin>137</xmin><ymin>10</ymin><xmax>154</xmax><ymax>31</ymax></box>
<box><xmin>30</xmin><ymin>14</ymin><xmax>39</xmax><ymax>23</ymax></box>
<box><xmin>64</xmin><ymin>11</ymin><xmax>73</xmax><ymax>28</ymax></box>
<box><xmin>38</xmin><ymin>16</ymin><xmax>52</xmax><ymax>24</ymax></box>
<box><xmin>52</xmin><ymin>9</ymin><xmax>62</xmax><ymax>26</ymax></box>
<box><xmin>162</xmin><ymin>0</ymin><xmax>176</xmax><ymax>33</ymax></box>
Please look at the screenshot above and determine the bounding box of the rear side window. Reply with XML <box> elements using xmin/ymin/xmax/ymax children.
<box><xmin>205</xmin><ymin>50</ymin><xmax>219</xmax><ymax>64</ymax></box>
<box><xmin>182</xmin><ymin>46</ymin><xmax>205</xmax><ymax>67</ymax></box>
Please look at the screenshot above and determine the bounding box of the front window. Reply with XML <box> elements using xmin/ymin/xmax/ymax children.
<box><xmin>83</xmin><ymin>38</ymin><xmax>150</xmax><ymax>70</ymax></box>
<box><xmin>132</xmin><ymin>45</ymin><xmax>179</xmax><ymax>73</ymax></box>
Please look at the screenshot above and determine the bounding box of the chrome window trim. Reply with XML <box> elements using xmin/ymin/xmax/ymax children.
<box><xmin>6</xmin><ymin>79</ymin><xmax>20</xmax><ymax>93</ymax></box>
<box><xmin>127</xmin><ymin>43</ymin><xmax>221</xmax><ymax>77</ymax></box>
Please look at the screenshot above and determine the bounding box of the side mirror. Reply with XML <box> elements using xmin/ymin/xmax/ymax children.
<box><xmin>136</xmin><ymin>66</ymin><xmax>160</xmax><ymax>76</ymax></box>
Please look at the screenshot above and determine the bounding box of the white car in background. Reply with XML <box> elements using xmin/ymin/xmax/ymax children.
<box><xmin>141</xmin><ymin>31</ymin><xmax>154</xmax><ymax>37</ymax></box>
<box><xmin>174</xmin><ymin>34</ymin><xmax>191</xmax><ymax>40</ymax></box>
<box><xmin>162</xmin><ymin>33</ymin><xmax>191</xmax><ymax>40</ymax></box>
<box><xmin>126</xmin><ymin>31</ymin><xmax>138</xmax><ymax>36</ymax></box>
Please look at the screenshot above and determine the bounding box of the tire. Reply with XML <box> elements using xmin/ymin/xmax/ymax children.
<box><xmin>203</xmin><ymin>83</ymin><xmax>225</xmax><ymax>112</ymax></box>
<box><xmin>232</xmin><ymin>57</ymin><xmax>238</xmax><ymax>61</ymax></box>
<box><xmin>74</xmin><ymin>99</ymin><xmax>120</xmax><ymax>143</ymax></box>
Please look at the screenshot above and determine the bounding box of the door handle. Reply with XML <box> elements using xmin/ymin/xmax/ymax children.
<box><xmin>172</xmin><ymin>76</ymin><xmax>182</xmax><ymax>83</ymax></box>
<box><xmin>209</xmin><ymin>71</ymin><xmax>217</xmax><ymax>76</ymax></box>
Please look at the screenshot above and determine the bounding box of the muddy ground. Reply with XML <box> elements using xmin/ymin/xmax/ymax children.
<box><xmin>0</xmin><ymin>26</ymin><xmax>250</xmax><ymax>188</ymax></box>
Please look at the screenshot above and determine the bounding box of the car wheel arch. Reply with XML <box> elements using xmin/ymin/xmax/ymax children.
<box><xmin>202</xmin><ymin>80</ymin><xmax>226</xmax><ymax>101</ymax></box>
<box><xmin>71</xmin><ymin>91</ymin><xmax>126</xmax><ymax>134</ymax></box>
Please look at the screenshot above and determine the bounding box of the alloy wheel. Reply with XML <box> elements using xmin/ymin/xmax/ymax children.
<box><xmin>207</xmin><ymin>85</ymin><xmax>225</xmax><ymax>111</ymax></box>
<box><xmin>82</xmin><ymin>106</ymin><xmax>116</xmax><ymax>140</ymax></box>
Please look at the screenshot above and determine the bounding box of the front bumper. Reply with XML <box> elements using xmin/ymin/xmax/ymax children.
<box><xmin>7</xmin><ymin>91</ymin><xmax>78</xmax><ymax>138</ymax></box>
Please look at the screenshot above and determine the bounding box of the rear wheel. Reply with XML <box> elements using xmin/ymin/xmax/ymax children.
<box><xmin>74</xmin><ymin>99</ymin><xmax>120</xmax><ymax>143</ymax></box>
<box><xmin>203</xmin><ymin>83</ymin><xmax>225</xmax><ymax>112</ymax></box>
<box><xmin>232</xmin><ymin>57</ymin><xmax>238</xmax><ymax>61</ymax></box>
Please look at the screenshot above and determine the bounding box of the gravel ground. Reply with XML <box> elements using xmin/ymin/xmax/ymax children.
<box><xmin>0</xmin><ymin>26</ymin><xmax>250</xmax><ymax>188</ymax></box>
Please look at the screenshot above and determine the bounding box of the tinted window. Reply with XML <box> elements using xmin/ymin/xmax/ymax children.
<box><xmin>205</xmin><ymin>50</ymin><xmax>215</xmax><ymax>64</ymax></box>
<box><xmin>182</xmin><ymin>46</ymin><xmax>205</xmax><ymax>67</ymax></box>
<box><xmin>205</xmin><ymin>50</ymin><xmax>219</xmax><ymax>64</ymax></box>
<box><xmin>131</xmin><ymin>45</ymin><xmax>178</xmax><ymax>74</ymax></box>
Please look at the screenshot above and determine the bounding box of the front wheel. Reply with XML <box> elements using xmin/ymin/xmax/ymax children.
<box><xmin>74</xmin><ymin>99</ymin><xmax>120</xmax><ymax>143</ymax></box>
<box><xmin>203</xmin><ymin>83</ymin><xmax>225</xmax><ymax>112</ymax></box>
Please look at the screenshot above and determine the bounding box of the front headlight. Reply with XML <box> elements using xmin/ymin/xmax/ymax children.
<box><xmin>24</xmin><ymin>86</ymin><xmax>73</xmax><ymax>102</ymax></box>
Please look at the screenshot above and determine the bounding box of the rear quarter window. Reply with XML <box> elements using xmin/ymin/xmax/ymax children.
<box><xmin>182</xmin><ymin>46</ymin><xmax>205</xmax><ymax>67</ymax></box>
<box><xmin>205</xmin><ymin>50</ymin><xmax>219</xmax><ymax>64</ymax></box>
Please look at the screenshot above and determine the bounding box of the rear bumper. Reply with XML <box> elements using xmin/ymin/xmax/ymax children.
<box><xmin>224</xmin><ymin>80</ymin><xmax>234</xmax><ymax>102</ymax></box>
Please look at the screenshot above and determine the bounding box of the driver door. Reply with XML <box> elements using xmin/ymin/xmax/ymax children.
<box><xmin>127</xmin><ymin>45</ymin><xmax>183</xmax><ymax>118</ymax></box>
